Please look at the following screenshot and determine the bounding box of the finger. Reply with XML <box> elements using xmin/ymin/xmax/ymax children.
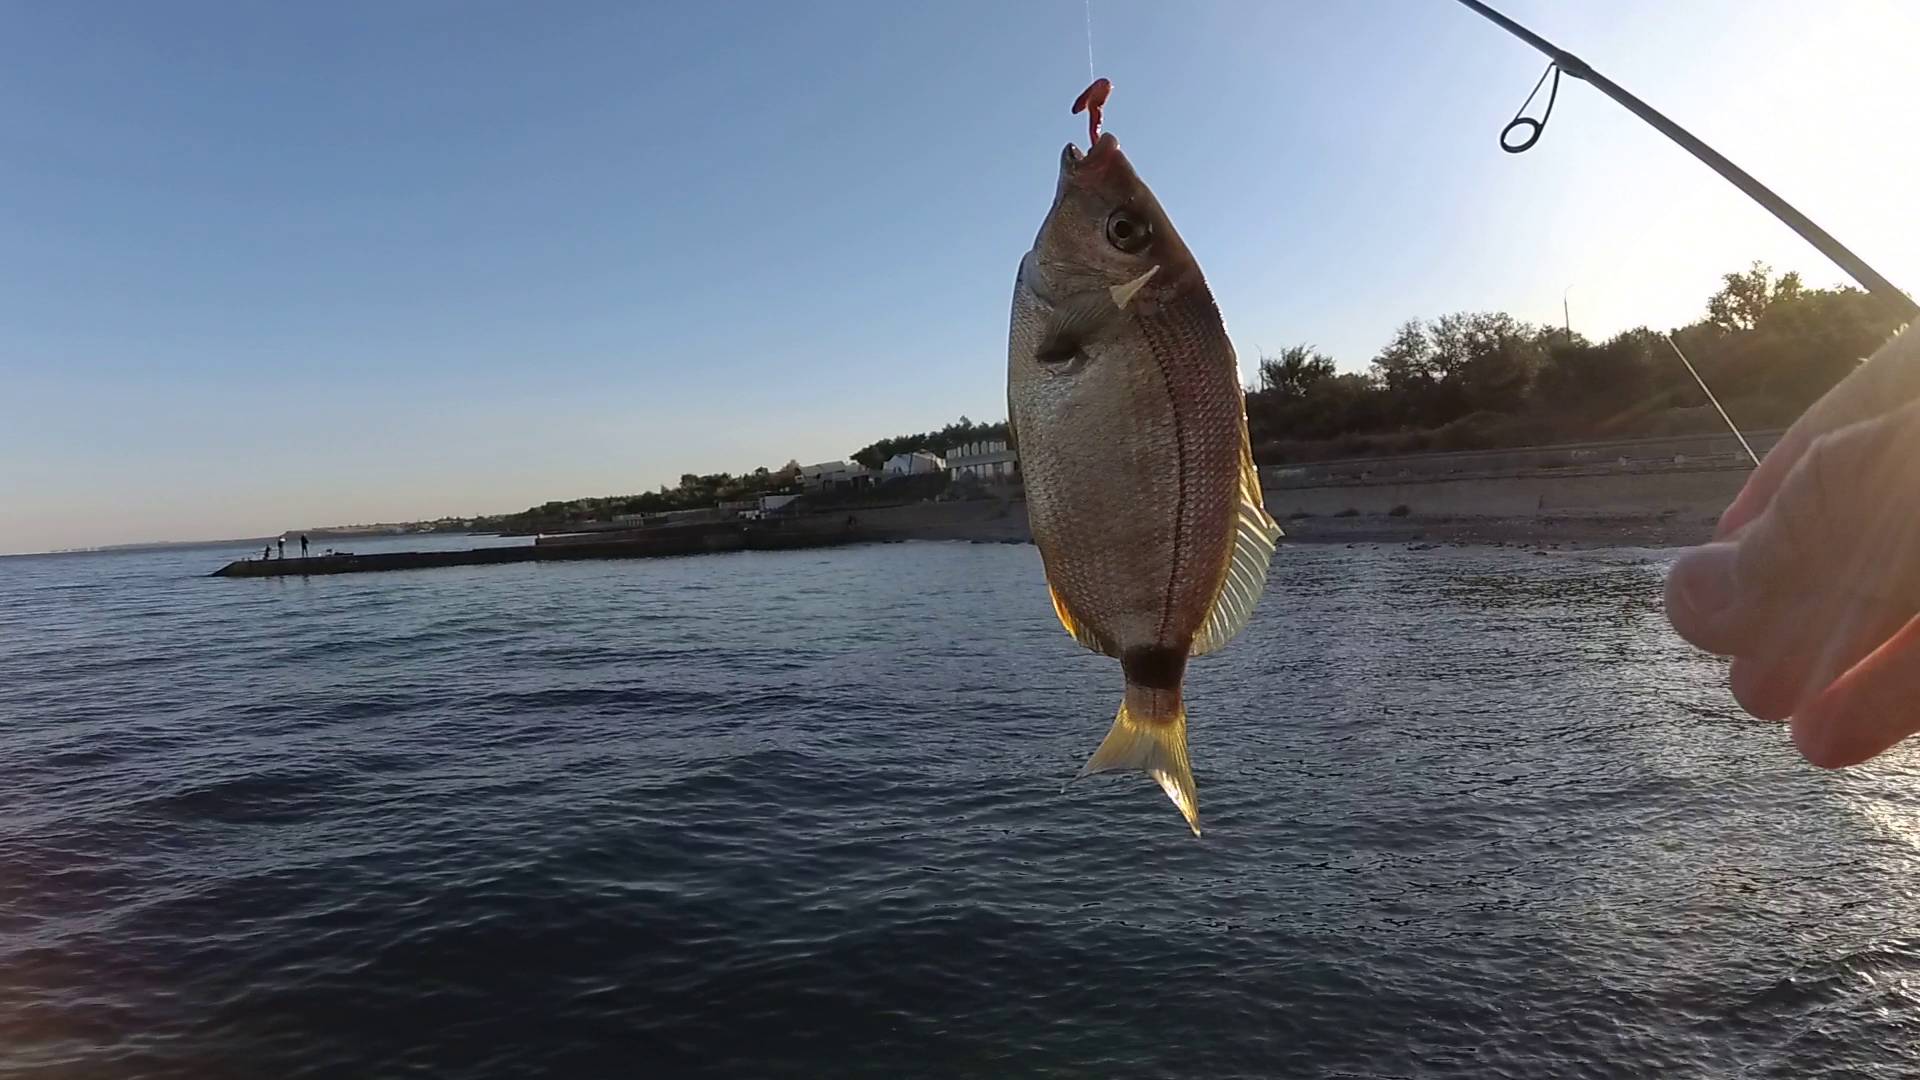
<box><xmin>1717</xmin><ymin>326</ymin><xmax>1920</xmax><ymax>539</ymax></box>
<box><xmin>1665</xmin><ymin>542</ymin><xmax>1781</xmax><ymax>656</ymax></box>
<box><xmin>1668</xmin><ymin>408</ymin><xmax>1920</xmax><ymax>659</ymax></box>
<box><xmin>1728</xmin><ymin>598</ymin><xmax>1917</xmax><ymax>721</ymax></box>
<box><xmin>1732</xmin><ymin>404</ymin><xmax>1920</xmax><ymax>604</ymax></box>
<box><xmin>1715</xmin><ymin>427</ymin><xmax>1809</xmax><ymax>539</ymax></box>
<box><xmin>1791</xmin><ymin>614</ymin><xmax>1920</xmax><ymax>768</ymax></box>
<box><xmin>1663</xmin><ymin>542</ymin><xmax>1835</xmax><ymax>657</ymax></box>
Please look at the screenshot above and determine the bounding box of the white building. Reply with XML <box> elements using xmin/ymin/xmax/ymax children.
<box><xmin>947</xmin><ymin>440</ymin><xmax>1020</xmax><ymax>482</ymax></box>
<box><xmin>800</xmin><ymin>461</ymin><xmax>862</xmax><ymax>490</ymax></box>
<box><xmin>883</xmin><ymin>451</ymin><xmax>947</xmax><ymax>477</ymax></box>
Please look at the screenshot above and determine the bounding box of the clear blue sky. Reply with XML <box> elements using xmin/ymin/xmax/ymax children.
<box><xmin>4</xmin><ymin>0</ymin><xmax>1917</xmax><ymax>553</ymax></box>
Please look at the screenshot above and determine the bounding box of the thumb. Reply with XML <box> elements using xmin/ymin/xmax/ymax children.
<box><xmin>1666</xmin><ymin>399</ymin><xmax>1920</xmax><ymax>662</ymax></box>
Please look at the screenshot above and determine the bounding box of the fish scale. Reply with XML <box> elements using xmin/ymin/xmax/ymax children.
<box><xmin>1132</xmin><ymin>289</ymin><xmax>1247</xmax><ymax>640</ymax></box>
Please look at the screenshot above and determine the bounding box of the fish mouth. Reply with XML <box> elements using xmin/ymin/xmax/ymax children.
<box><xmin>1060</xmin><ymin>132</ymin><xmax>1121</xmax><ymax>174</ymax></box>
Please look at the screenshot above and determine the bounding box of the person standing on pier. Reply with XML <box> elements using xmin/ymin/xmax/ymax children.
<box><xmin>277</xmin><ymin>537</ymin><xmax>285</xmax><ymax>559</ymax></box>
<box><xmin>300</xmin><ymin>534</ymin><xmax>309</xmax><ymax>558</ymax></box>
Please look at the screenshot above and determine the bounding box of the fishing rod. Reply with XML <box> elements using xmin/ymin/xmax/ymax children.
<box><xmin>1455</xmin><ymin>0</ymin><xmax>1919</xmax><ymax>324</ymax></box>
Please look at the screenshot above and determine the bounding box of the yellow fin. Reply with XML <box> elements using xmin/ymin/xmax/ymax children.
<box><xmin>1049</xmin><ymin>584</ymin><xmax>1120</xmax><ymax>657</ymax></box>
<box><xmin>1072</xmin><ymin>698</ymin><xmax>1200</xmax><ymax>836</ymax></box>
<box><xmin>1190</xmin><ymin>444</ymin><xmax>1281</xmax><ymax>657</ymax></box>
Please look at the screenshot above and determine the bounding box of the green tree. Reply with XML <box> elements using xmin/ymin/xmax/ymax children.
<box><xmin>1534</xmin><ymin>328</ymin><xmax>1657</xmax><ymax>429</ymax></box>
<box><xmin>851</xmin><ymin>416</ymin><xmax>1011</xmax><ymax>468</ymax></box>
<box><xmin>1256</xmin><ymin>345</ymin><xmax>1336</xmax><ymax>400</ymax></box>
<box><xmin>1707</xmin><ymin>261</ymin><xmax>1803</xmax><ymax>332</ymax></box>
<box><xmin>1365</xmin><ymin>312</ymin><xmax>1546</xmax><ymax>425</ymax></box>
<box><xmin>1371</xmin><ymin>319</ymin><xmax>1436</xmax><ymax>395</ymax></box>
<box><xmin>1445</xmin><ymin>313</ymin><xmax>1549</xmax><ymax>415</ymax></box>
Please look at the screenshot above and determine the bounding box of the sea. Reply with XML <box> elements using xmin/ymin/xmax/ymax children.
<box><xmin>3</xmin><ymin>535</ymin><xmax>1919</xmax><ymax>1079</ymax></box>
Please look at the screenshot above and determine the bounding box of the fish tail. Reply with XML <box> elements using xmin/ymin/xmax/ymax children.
<box><xmin>1075</xmin><ymin>673</ymin><xmax>1200</xmax><ymax>837</ymax></box>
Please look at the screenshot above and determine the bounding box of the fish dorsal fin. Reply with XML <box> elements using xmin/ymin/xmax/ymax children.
<box><xmin>1049</xmin><ymin>583</ymin><xmax>1121</xmax><ymax>657</ymax></box>
<box><xmin>1190</xmin><ymin>444</ymin><xmax>1281</xmax><ymax>657</ymax></box>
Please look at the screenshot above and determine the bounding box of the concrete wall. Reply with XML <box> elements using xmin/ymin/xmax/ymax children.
<box><xmin>1268</xmin><ymin>429</ymin><xmax>1782</xmax><ymax>485</ymax></box>
<box><xmin>843</xmin><ymin>499</ymin><xmax>1031</xmax><ymax>541</ymax></box>
<box><xmin>1263</xmin><ymin>466</ymin><xmax>1747</xmax><ymax>520</ymax></box>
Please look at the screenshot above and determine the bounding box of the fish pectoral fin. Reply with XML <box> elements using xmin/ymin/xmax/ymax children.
<box><xmin>1034</xmin><ymin>289</ymin><xmax>1122</xmax><ymax>364</ymax></box>
<box><xmin>1108</xmin><ymin>265</ymin><xmax>1160</xmax><ymax>310</ymax></box>
<box><xmin>1049</xmin><ymin>584</ymin><xmax>1120</xmax><ymax>656</ymax></box>
<box><xmin>1069</xmin><ymin>698</ymin><xmax>1200</xmax><ymax>837</ymax></box>
<box><xmin>1191</xmin><ymin>442</ymin><xmax>1283</xmax><ymax>657</ymax></box>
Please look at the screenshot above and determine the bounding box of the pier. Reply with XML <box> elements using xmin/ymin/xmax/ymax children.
<box><xmin>211</xmin><ymin>520</ymin><xmax>860</xmax><ymax>577</ymax></box>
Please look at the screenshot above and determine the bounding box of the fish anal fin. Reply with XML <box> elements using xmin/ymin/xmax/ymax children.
<box><xmin>1190</xmin><ymin>443</ymin><xmax>1281</xmax><ymax>657</ymax></box>
<box><xmin>1049</xmin><ymin>584</ymin><xmax>1120</xmax><ymax>657</ymax></box>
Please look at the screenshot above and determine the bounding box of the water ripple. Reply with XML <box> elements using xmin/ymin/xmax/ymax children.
<box><xmin>0</xmin><ymin>538</ymin><xmax>1917</xmax><ymax>1077</ymax></box>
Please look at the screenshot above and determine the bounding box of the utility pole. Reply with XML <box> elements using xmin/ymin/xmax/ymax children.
<box><xmin>1454</xmin><ymin>0</ymin><xmax>1917</xmax><ymax>322</ymax></box>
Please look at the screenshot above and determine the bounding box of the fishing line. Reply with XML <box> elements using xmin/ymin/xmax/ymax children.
<box><xmin>1665</xmin><ymin>335</ymin><xmax>1760</xmax><ymax>467</ymax></box>
<box><xmin>1500</xmin><ymin>62</ymin><xmax>1560</xmax><ymax>153</ymax></box>
<box><xmin>1084</xmin><ymin>0</ymin><xmax>1095</xmax><ymax>82</ymax></box>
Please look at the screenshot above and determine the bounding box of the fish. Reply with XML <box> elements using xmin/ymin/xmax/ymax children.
<box><xmin>1007</xmin><ymin>127</ymin><xmax>1280</xmax><ymax>837</ymax></box>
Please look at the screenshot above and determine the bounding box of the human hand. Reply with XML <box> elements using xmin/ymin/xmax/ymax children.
<box><xmin>1665</xmin><ymin>325</ymin><xmax>1920</xmax><ymax>766</ymax></box>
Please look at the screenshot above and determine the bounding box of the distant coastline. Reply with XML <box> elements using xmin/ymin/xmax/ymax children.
<box><xmin>23</xmin><ymin>466</ymin><xmax>1732</xmax><ymax>564</ymax></box>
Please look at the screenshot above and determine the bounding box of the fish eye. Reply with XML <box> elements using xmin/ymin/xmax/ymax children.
<box><xmin>1105</xmin><ymin>210</ymin><xmax>1151</xmax><ymax>254</ymax></box>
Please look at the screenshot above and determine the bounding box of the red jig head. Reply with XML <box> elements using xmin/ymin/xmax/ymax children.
<box><xmin>1071</xmin><ymin>77</ymin><xmax>1112</xmax><ymax>149</ymax></box>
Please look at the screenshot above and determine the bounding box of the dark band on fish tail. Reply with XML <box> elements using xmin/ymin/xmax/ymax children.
<box><xmin>1122</xmin><ymin>645</ymin><xmax>1187</xmax><ymax>690</ymax></box>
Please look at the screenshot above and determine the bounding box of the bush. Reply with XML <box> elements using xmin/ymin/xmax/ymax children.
<box><xmin>1243</xmin><ymin>267</ymin><xmax>1903</xmax><ymax>467</ymax></box>
<box><xmin>1387</xmin><ymin>504</ymin><xmax>1410</xmax><ymax>517</ymax></box>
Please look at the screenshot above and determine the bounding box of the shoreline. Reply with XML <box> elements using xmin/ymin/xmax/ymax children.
<box><xmin>1275</xmin><ymin>511</ymin><xmax>1711</xmax><ymax>549</ymax></box>
<box><xmin>892</xmin><ymin>512</ymin><xmax>1711</xmax><ymax>551</ymax></box>
<box><xmin>209</xmin><ymin>469</ymin><xmax>1728</xmax><ymax>577</ymax></box>
<box><xmin>837</xmin><ymin>494</ymin><xmax>1715</xmax><ymax>551</ymax></box>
